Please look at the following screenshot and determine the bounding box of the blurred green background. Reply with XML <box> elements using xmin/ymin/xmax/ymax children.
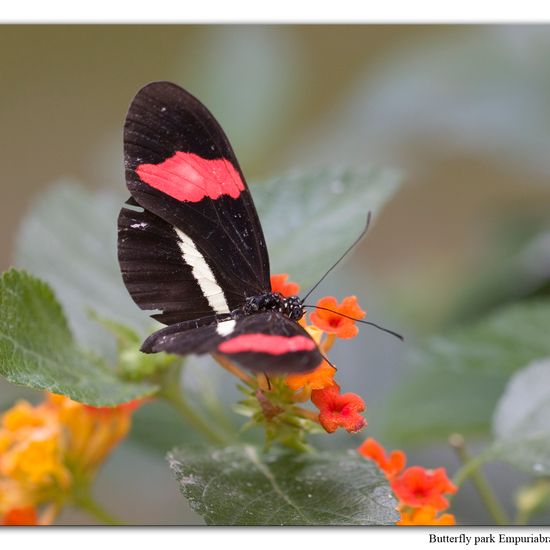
<box><xmin>1</xmin><ymin>25</ymin><xmax>550</xmax><ymax>524</ymax></box>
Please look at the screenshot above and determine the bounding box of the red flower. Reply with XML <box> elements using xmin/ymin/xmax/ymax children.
<box><xmin>311</xmin><ymin>384</ymin><xmax>366</xmax><ymax>433</ymax></box>
<box><xmin>310</xmin><ymin>296</ymin><xmax>365</xmax><ymax>339</ymax></box>
<box><xmin>270</xmin><ymin>274</ymin><xmax>300</xmax><ymax>298</ymax></box>
<box><xmin>2</xmin><ymin>506</ymin><xmax>38</xmax><ymax>526</ymax></box>
<box><xmin>391</xmin><ymin>466</ymin><xmax>457</xmax><ymax>511</ymax></box>
<box><xmin>358</xmin><ymin>438</ymin><xmax>406</xmax><ymax>479</ymax></box>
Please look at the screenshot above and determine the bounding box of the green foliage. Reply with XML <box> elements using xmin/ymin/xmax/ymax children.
<box><xmin>301</xmin><ymin>29</ymin><xmax>550</xmax><ymax>182</ymax></box>
<box><xmin>6</xmin><ymin>166</ymin><xmax>403</xmax><ymax>525</ymax></box>
<box><xmin>489</xmin><ymin>358</ymin><xmax>550</xmax><ymax>476</ymax></box>
<box><xmin>89</xmin><ymin>312</ymin><xmax>180</xmax><ymax>381</ymax></box>
<box><xmin>253</xmin><ymin>166</ymin><xmax>401</xmax><ymax>288</ymax></box>
<box><xmin>383</xmin><ymin>299</ymin><xmax>550</xmax><ymax>443</ymax></box>
<box><xmin>184</xmin><ymin>27</ymin><xmax>305</xmax><ymax>173</ymax></box>
<box><xmin>15</xmin><ymin>182</ymin><xmax>151</xmax><ymax>354</ymax></box>
<box><xmin>0</xmin><ymin>269</ymin><xmax>157</xmax><ymax>405</ymax></box>
<box><xmin>168</xmin><ymin>444</ymin><xmax>399</xmax><ymax>525</ymax></box>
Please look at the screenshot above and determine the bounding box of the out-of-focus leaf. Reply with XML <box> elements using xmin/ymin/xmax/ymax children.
<box><xmin>382</xmin><ymin>299</ymin><xmax>550</xmax><ymax>443</ymax></box>
<box><xmin>15</xmin><ymin>181</ymin><xmax>151</xmax><ymax>354</ymax></box>
<box><xmin>287</xmin><ymin>27</ymin><xmax>550</xmax><ymax>181</ymax></box>
<box><xmin>168</xmin><ymin>444</ymin><xmax>398</xmax><ymax>525</ymax></box>
<box><xmin>253</xmin><ymin>166</ymin><xmax>401</xmax><ymax>288</ymax></box>
<box><xmin>446</xmin><ymin>219</ymin><xmax>550</xmax><ymax>326</ymax></box>
<box><xmin>489</xmin><ymin>358</ymin><xmax>550</xmax><ymax>476</ymax></box>
<box><xmin>0</xmin><ymin>269</ymin><xmax>157</xmax><ymax>405</ymax></box>
<box><xmin>182</xmin><ymin>26</ymin><xmax>305</xmax><ymax>173</ymax></box>
<box><xmin>130</xmin><ymin>400</ymin><xmax>204</xmax><ymax>454</ymax></box>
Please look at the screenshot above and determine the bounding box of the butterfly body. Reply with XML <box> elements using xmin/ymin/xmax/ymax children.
<box><xmin>118</xmin><ymin>81</ymin><xmax>322</xmax><ymax>374</ymax></box>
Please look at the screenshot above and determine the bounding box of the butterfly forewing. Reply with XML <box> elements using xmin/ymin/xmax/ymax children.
<box><xmin>119</xmin><ymin>82</ymin><xmax>270</xmax><ymax>323</ymax></box>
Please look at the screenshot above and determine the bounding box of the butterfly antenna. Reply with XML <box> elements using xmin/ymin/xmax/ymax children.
<box><xmin>301</xmin><ymin>212</ymin><xmax>372</xmax><ymax>304</ymax></box>
<box><xmin>303</xmin><ymin>304</ymin><xmax>404</xmax><ymax>341</ymax></box>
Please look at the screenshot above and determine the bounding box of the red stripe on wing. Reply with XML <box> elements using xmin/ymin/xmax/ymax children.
<box><xmin>218</xmin><ymin>334</ymin><xmax>316</xmax><ymax>356</ymax></box>
<box><xmin>136</xmin><ymin>151</ymin><xmax>245</xmax><ymax>202</ymax></box>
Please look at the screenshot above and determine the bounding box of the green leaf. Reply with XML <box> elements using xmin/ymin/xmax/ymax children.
<box><xmin>168</xmin><ymin>444</ymin><xmax>399</xmax><ymax>525</ymax></box>
<box><xmin>488</xmin><ymin>357</ymin><xmax>550</xmax><ymax>476</ymax></box>
<box><xmin>15</xmin><ymin>181</ymin><xmax>152</xmax><ymax>354</ymax></box>
<box><xmin>382</xmin><ymin>299</ymin><xmax>550</xmax><ymax>443</ymax></box>
<box><xmin>253</xmin><ymin>166</ymin><xmax>401</xmax><ymax>288</ymax></box>
<box><xmin>183</xmin><ymin>27</ymin><xmax>305</xmax><ymax>174</ymax></box>
<box><xmin>88</xmin><ymin>311</ymin><xmax>180</xmax><ymax>381</ymax></box>
<box><xmin>130</xmin><ymin>400</ymin><xmax>205</xmax><ymax>454</ymax></box>
<box><xmin>292</xmin><ymin>29</ymin><xmax>550</xmax><ymax>183</ymax></box>
<box><xmin>0</xmin><ymin>269</ymin><xmax>157</xmax><ymax>405</ymax></box>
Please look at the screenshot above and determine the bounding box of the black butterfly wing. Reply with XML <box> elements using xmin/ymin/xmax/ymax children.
<box><xmin>141</xmin><ymin>312</ymin><xmax>323</xmax><ymax>374</ymax></box>
<box><xmin>118</xmin><ymin>81</ymin><xmax>270</xmax><ymax>324</ymax></box>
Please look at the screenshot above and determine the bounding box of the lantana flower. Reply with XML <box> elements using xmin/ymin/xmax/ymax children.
<box><xmin>215</xmin><ymin>274</ymin><xmax>369</xmax><ymax>444</ymax></box>
<box><xmin>0</xmin><ymin>400</ymin><xmax>70</xmax><ymax>491</ymax></box>
<box><xmin>270</xmin><ymin>273</ymin><xmax>300</xmax><ymax>297</ymax></box>
<box><xmin>2</xmin><ymin>506</ymin><xmax>38</xmax><ymax>526</ymax></box>
<box><xmin>358</xmin><ymin>437</ymin><xmax>406</xmax><ymax>479</ymax></box>
<box><xmin>285</xmin><ymin>360</ymin><xmax>336</xmax><ymax>392</ymax></box>
<box><xmin>391</xmin><ymin>466</ymin><xmax>457</xmax><ymax>511</ymax></box>
<box><xmin>0</xmin><ymin>393</ymin><xmax>141</xmax><ymax>525</ymax></box>
<box><xmin>397</xmin><ymin>505</ymin><xmax>456</xmax><ymax>526</ymax></box>
<box><xmin>311</xmin><ymin>383</ymin><xmax>366</xmax><ymax>433</ymax></box>
<box><xmin>358</xmin><ymin>437</ymin><xmax>457</xmax><ymax>526</ymax></box>
<box><xmin>310</xmin><ymin>296</ymin><xmax>365</xmax><ymax>339</ymax></box>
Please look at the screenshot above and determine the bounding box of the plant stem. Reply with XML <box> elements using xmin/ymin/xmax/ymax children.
<box><xmin>292</xmin><ymin>405</ymin><xmax>320</xmax><ymax>423</ymax></box>
<box><xmin>39</xmin><ymin>502</ymin><xmax>61</xmax><ymax>526</ymax></box>
<box><xmin>514</xmin><ymin>507</ymin><xmax>530</xmax><ymax>526</ymax></box>
<box><xmin>449</xmin><ymin>433</ymin><xmax>510</xmax><ymax>525</ymax></box>
<box><xmin>159</xmin><ymin>365</ymin><xmax>230</xmax><ymax>446</ymax></box>
<box><xmin>74</xmin><ymin>491</ymin><xmax>125</xmax><ymax>526</ymax></box>
<box><xmin>214</xmin><ymin>355</ymin><xmax>255</xmax><ymax>386</ymax></box>
<box><xmin>321</xmin><ymin>333</ymin><xmax>336</xmax><ymax>354</ymax></box>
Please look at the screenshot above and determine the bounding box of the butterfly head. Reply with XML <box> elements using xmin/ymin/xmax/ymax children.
<box><xmin>243</xmin><ymin>292</ymin><xmax>304</xmax><ymax>322</ymax></box>
<box><xmin>281</xmin><ymin>295</ymin><xmax>304</xmax><ymax>321</ymax></box>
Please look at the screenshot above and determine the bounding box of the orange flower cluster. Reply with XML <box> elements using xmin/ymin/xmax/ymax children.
<box><xmin>358</xmin><ymin>438</ymin><xmax>457</xmax><ymax>526</ymax></box>
<box><xmin>0</xmin><ymin>393</ymin><xmax>140</xmax><ymax>526</ymax></box>
<box><xmin>275</xmin><ymin>274</ymin><xmax>367</xmax><ymax>434</ymax></box>
<box><xmin>214</xmin><ymin>274</ymin><xmax>368</xmax><ymax>444</ymax></box>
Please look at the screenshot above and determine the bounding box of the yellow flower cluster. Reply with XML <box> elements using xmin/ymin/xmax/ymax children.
<box><xmin>0</xmin><ymin>393</ymin><xmax>138</xmax><ymax>525</ymax></box>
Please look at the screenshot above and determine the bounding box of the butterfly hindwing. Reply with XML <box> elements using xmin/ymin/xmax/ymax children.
<box><xmin>142</xmin><ymin>312</ymin><xmax>323</xmax><ymax>374</ymax></box>
<box><xmin>119</xmin><ymin>81</ymin><xmax>270</xmax><ymax>324</ymax></box>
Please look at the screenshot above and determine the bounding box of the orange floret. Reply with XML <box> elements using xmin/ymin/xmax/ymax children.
<box><xmin>270</xmin><ymin>273</ymin><xmax>300</xmax><ymax>297</ymax></box>
<box><xmin>310</xmin><ymin>296</ymin><xmax>365</xmax><ymax>339</ymax></box>
<box><xmin>397</xmin><ymin>505</ymin><xmax>456</xmax><ymax>526</ymax></box>
<box><xmin>2</xmin><ymin>506</ymin><xmax>38</xmax><ymax>526</ymax></box>
<box><xmin>358</xmin><ymin>438</ymin><xmax>406</xmax><ymax>479</ymax></box>
<box><xmin>391</xmin><ymin>466</ymin><xmax>457</xmax><ymax>511</ymax></box>
<box><xmin>285</xmin><ymin>361</ymin><xmax>336</xmax><ymax>391</ymax></box>
<box><xmin>311</xmin><ymin>383</ymin><xmax>366</xmax><ymax>433</ymax></box>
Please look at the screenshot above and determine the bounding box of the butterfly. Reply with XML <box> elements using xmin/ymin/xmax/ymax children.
<box><xmin>117</xmin><ymin>81</ymin><xmax>325</xmax><ymax>374</ymax></box>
